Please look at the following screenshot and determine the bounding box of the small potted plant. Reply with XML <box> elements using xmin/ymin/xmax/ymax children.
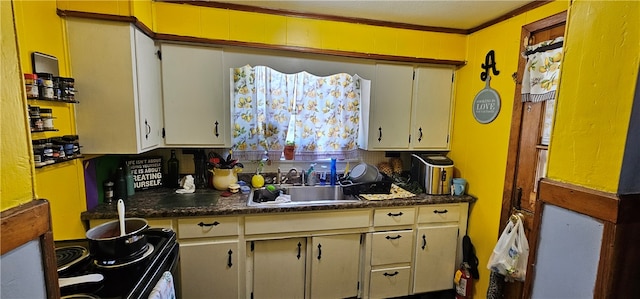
<box><xmin>283</xmin><ymin>141</ymin><xmax>295</xmax><ymax>160</ymax></box>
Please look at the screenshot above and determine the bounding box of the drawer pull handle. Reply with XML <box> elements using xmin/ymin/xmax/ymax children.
<box><xmin>227</xmin><ymin>249</ymin><xmax>233</xmax><ymax>267</ymax></box>
<box><xmin>383</xmin><ymin>271</ymin><xmax>399</xmax><ymax>277</ymax></box>
<box><xmin>214</xmin><ymin>121</ymin><xmax>219</xmax><ymax>137</ymax></box>
<box><xmin>297</xmin><ymin>242</ymin><xmax>302</xmax><ymax>260</ymax></box>
<box><xmin>386</xmin><ymin>235</ymin><xmax>402</xmax><ymax>240</ymax></box>
<box><xmin>387</xmin><ymin>212</ymin><xmax>404</xmax><ymax>217</ymax></box>
<box><xmin>422</xmin><ymin>234</ymin><xmax>427</xmax><ymax>250</ymax></box>
<box><xmin>378</xmin><ymin>127</ymin><xmax>383</xmax><ymax>142</ymax></box>
<box><xmin>317</xmin><ymin>243</ymin><xmax>322</xmax><ymax>260</ymax></box>
<box><xmin>198</xmin><ymin>221</ymin><xmax>220</xmax><ymax>227</ymax></box>
<box><xmin>433</xmin><ymin>209</ymin><xmax>448</xmax><ymax>214</ymax></box>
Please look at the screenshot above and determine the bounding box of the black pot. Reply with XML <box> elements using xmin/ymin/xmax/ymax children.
<box><xmin>85</xmin><ymin>218</ymin><xmax>149</xmax><ymax>260</ymax></box>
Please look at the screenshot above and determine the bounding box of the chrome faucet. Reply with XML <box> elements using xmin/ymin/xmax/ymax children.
<box><xmin>286</xmin><ymin>168</ymin><xmax>303</xmax><ymax>185</ymax></box>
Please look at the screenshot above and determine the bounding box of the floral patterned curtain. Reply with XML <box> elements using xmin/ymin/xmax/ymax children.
<box><xmin>231</xmin><ymin>65</ymin><xmax>367</xmax><ymax>161</ymax></box>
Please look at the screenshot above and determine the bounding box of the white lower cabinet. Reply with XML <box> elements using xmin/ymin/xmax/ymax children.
<box><xmin>150</xmin><ymin>203</ymin><xmax>467</xmax><ymax>298</ymax></box>
<box><xmin>413</xmin><ymin>225</ymin><xmax>459</xmax><ymax>293</ymax></box>
<box><xmin>370</xmin><ymin>266</ymin><xmax>412</xmax><ymax>299</ymax></box>
<box><xmin>310</xmin><ymin>234</ymin><xmax>362</xmax><ymax>299</ymax></box>
<box><xmin>177</xmin><ymin>216</ymin><xmax>240</xmax><ymax>298</ymax></box>
<box><xmin>180</xmin><ymin>240</ymin><xmax>239</xmax><ymax>298</ymax></box>
<box><xmin>251</xmin><ymin>238</ymin><xmax>307</xmax><ymax>299</ymax></box>
<box><xmin>249</xmin><ymin>234</ymin><xmax>362</xmax><ymax>299</ymax></box>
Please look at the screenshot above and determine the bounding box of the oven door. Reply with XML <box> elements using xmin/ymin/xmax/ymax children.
<box><xmin>128</xmin><ymin>241</ymin><xmax>180</xmax><ymax>299</ymax></box>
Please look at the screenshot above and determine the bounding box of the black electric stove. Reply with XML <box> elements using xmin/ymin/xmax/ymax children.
<box><xmin>56</xmin><ymin>228</ymin><xmax>180</xmax><ymax>299</ymax></box>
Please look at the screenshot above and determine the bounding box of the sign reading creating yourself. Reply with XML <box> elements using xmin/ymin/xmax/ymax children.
<box><xmin>126</xmin><ymin>157</ymin><xmax>163</xmax><ymax>190</ymax></box>
<box><xmin>472</xmin><ymin>76</ymin><xmax>501</xmax><ymax>124</ymax></box>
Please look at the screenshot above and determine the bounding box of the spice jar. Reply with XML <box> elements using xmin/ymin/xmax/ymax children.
<box><xmin>40</xmin><ymin>108</ymin><xmax>54</xmax><ymax>130</ymax></box>
<box><xmin>43</xmin><ymin>139</ymin><xmax>55</xmax><ymax>164</ymax></box>
<box><xmin>32</xmin><ymin>139</ymin><xmax>46</xmax><ymax>167</ymax></box>
<box><xmin>62</xmin><ymin>77</ymin><xmax>75</xmax><ymax>102</ymax></box>
<box><xmin>24</xmin><ymin>73</ymin><xmax>39</xmax><ymax>99</ymax></box>
<box><xmin>36</xmin><ymin>73</ymin><xmax>54</xmax><ymax>101</ymax></box>
<box><xmin>29</xmin><ymin>105</ymin><xmax>43</xmax><ymax>131</ymax></box>
<box><xmin>52</xmin><ymin>76</ymin><xmax>62</xmax><ymax>101</ymax></box>
<box><xmin>61</xmin><ymin>135</ymin><xmax>75</xmax><ymax>157</ymax></box>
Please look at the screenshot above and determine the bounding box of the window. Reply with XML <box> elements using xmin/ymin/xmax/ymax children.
<box><xmin>231</xmin><ymin>65</ymin><xmax>370</xmax><ymax>161</ymax></box>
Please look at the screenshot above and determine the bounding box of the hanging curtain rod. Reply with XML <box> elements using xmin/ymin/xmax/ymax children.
<box><xmin>525</xmin><ymin>41</ymin><xmax>563</xmax><ymax>56</ymax></box>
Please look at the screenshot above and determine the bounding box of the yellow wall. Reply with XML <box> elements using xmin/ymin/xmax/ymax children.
<box><xmin>546</xmin><ymin>0</ymin><xmax>639</xmax><ymax>192</ymax></box>
<box><xmin>447</xmin><ymin>1</ymin><xmax>568</xmax><ymax>296</ymax></box>
<box><xmin>1</xmin><ymin>0</ymin><xmax>36</xmax><ymax>211</ymax></box>
<box><xmin>11</xmin><ymin>0</ymin><xmax>87</xmax><ymax>240</ymax></box>
<box><xmin>152</xmin><ymin>2</ymin><xmax>467</xmax><ymax>61</ymax></box>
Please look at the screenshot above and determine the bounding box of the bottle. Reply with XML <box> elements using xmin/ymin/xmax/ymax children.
<box><xmin>103</xmin><ymin>181</ymin><xmax>114</xmax><ymax>204</ymax></box>
<box><xmin>125</xmin><ymin>164</ymin><xmax>135</xmax><ymax>196</ymax></box>
<box><xmin>330</xmin><ymin>158</ymin><xmax>337</xmax><ymax>185</ymax></box>
<box><xmin>166</xmin><ymin>150</ymin><xmax>180</xmax><ymax>188</ymax></box>
<box><xmin>114</xmin><ymin>166</ymin><xmax>128</xmax><ymax>201</ymax></box>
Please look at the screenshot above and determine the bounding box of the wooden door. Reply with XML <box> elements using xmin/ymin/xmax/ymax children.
<box><xmin>500</xmin><ymin>12</ymin><xmax>566</xmax><ymax>299</ymax></box>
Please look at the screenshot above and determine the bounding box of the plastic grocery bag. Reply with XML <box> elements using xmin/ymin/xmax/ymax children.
<box><xmin>487</xmin><ymin>216</ymin><xmax>529</xmax><ymax>281</ymax></box>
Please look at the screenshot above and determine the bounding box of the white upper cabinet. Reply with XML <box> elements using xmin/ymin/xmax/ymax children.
<box><xmin>411</xmin><ymin>66</ymin><xmax>454</xmax><ymax>150</ymax></box>
<box><xmin>363</xmin><ymin>64</ymin><xmax>414</xmax><ymax>150</ymax></box>
<box><xmin>160</xmin><ymin>43</ymin><xmax>229</xmax><ymax>147</ymax></box>
<box><xmin>66</xmin><ymin>18</ymin><xmax>163</xmax><ymax>154</ymax></box>
<box><xmin>360</xmin><ymin>64</ymin><xmax>454</xmax><ymax>151</ymax></box>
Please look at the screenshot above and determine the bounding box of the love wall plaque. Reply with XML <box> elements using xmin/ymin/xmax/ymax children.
<box><xmin>473</xmin><ymin>50</ymin><xmax>501</xmax><ymax>124</ymax></box>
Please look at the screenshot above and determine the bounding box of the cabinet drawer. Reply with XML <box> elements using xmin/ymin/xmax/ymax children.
<box><xmin>374</xmin><ymin>208</ymin><xmax>415</xmax><ymax>227</ymax></box>
<box><xmin>245</xmin><ymin>210</ymin><xmax>369</xmax><ymax>235</ymax></box>
<box><xmin>371</xmin><ymin>230</ymin><xmax>413</xmax><ymax>265</ymax></box>
<box><xmin>178</xmin><ymin>216</ymin><xmax>238</xmax><ymax>239</ymax></box>
<box><xmin>417</xmin><ymin>204</ymin><xmax>461</xmax><ymax>223</ymax></box>
<box><xmin>369</xmin><ymin>266</ymin><xmax>411</xmax><ymax>299</ymax></box>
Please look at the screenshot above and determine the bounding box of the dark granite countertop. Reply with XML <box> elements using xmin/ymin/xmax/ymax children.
<box><xmin>81</xmin><ymin>187</ymin><xmax>476</xmax><ymax>220</ymax></box>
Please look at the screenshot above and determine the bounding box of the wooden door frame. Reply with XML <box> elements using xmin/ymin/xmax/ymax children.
<box><xmin>1</xmin><ymin>200</ymin><xmax>60</xmax><ymax>299</ymax></box>
<box><xmin>500</xmin><ymin>10</ymin><xmax>567</xmax><ymax>231</ymax></box>
<box><xmin>499</xmin><ymin>10</ymin><xmax>567</xmax><ymax>299</ymax></box>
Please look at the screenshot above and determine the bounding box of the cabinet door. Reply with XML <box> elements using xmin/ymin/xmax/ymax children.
<box><xmin>411</xmin><ymin>67</ymin><xmax>454</xmax><ymax>150</ymax></box>
<box><xmin>310</xmin><ymin>234</ymin><xmax>361</xmax><ymax>299</ymax></box>
<box><xmin>252</xmin><ymin>238</ymin><xmax>306</xmax><ymax>299</ymax></box>
<box><xmin>160</xmin><ymin>43</ymin><xmax>228</xmax><ymax>146</ymax></box>
<box><xmin>180</xmin><ymin>240</ymin><xmax>239</xmax><ymax>299</ymax></box>
<box><xmin>413</xmin><ymin>225</ymin><xmax>459</xmax><ymax>293</ymax></box>
<box><xmin>66</xmin><ymin>19</ymin><xmax>161</xmax><ymax>154</ymax></box>
<box><xmin>134</xmin><ymin>29</ymin><xmax>163</xmax><ymax>150</ymax></box>
<box><xmin>367</xmin><ymin>64</ymin><xmax>413</xmax><ymax>150</ymax></box>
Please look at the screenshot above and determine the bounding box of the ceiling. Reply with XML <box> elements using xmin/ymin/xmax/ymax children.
<box><xmin>208</xmin><ymin>0</ymin><xmax>536</xmax><ymax>30</ymax></box>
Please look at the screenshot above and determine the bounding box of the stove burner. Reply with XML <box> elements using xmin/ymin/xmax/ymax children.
<box><xmin>56</xmin><ymin>246</ymin><xmax>89</xmax><ymax>272</ymax></box>
<box><xmin>61</xmin><ymin>294</ymin><xmax>101</xmax><ymax>299</ymax></box>
<box><xmin>94</xmin><ymin>243</ymin><xmax>154</xmax><ymax>269</ymax></box>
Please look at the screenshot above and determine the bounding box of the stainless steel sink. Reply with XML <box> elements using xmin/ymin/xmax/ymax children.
<box><xmin>247</xmin><ymin>185</ymin><xmax>361</xmax><ymax>207</ymax></box>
